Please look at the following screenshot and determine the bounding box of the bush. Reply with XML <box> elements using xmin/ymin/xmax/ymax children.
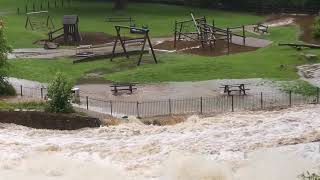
<box><xmin>0</xmin><ymin>80</ymin><xmax>16</xmax><ymax>96</ymax></box>
<box><xmin>46</xmin><ymin>72</ymin><xmax>74</xmax><ymax>113</ymax></box>
<box><xmin>0</xmin><ymin>20</ymin><xmax>13</xmax><ymax>96</ymax></box>
<box><xmin>314</xmin><ymin>17</ymin><xmax>320</xmax><ymax>38</ymax></box>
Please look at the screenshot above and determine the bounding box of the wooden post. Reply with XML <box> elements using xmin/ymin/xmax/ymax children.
<box><xmin>33</xmin><ymin>3</ymin><xmax>35</xmax><ymax>11</ymax></box>
<box><xmin>86</xmin><ymin>96</ymin><xmax>89</xmax><ymax>110</ymax></box>
<box><xmin>62</xmin><ymin>0</ymin><xmax>64</xmax><ymax>7</ymax></box>
<box><xmin>48</xmin><ymin>1</ymin><xmax>50</xmax><ymax>9</ymax></box>
<box><xmin>20</xmin><ymin>85</ymin><xmax>23</xmax><ymax>96</ymax></box>
<box><xmin>174</xmin><ymin>21</ymin><xmax>177</xmax><ymax>48</ymax></box>
<box><xmin>110</xmin><ymin>100</ymin><xmax>113</xmax><ymax>116</ymax></box>
<box><xmin>55</xmin><ymin>1</ymin><xmax>57</xmax><ymax>8</ymax></box>
<box><xmin>260</xmin><ymin>92</ymin><xmax>263</xmax><ymax>109</ymax></box>
<box><xmin>25</xmin><ymin>5</ymin><xmax>28</xmax><ymax>13</ymax></box>
<box><xmin>146</xmin><ymin>32</ymin><xmax>158</xmax><ymax>64</ymax></box>
<box><xmin>243</xmin><ymin>25</ymin><xmax>246</xmax><ymax>45</ymax></box>
<box><xmin>40</xmin><ymin>2</ymin><xmax>43</xmax><ymax>10</ymax></box>
<box><xmin>227</xmin><ymin>28</ymin><xmax>230</xmax><ymax>55</ymax></box>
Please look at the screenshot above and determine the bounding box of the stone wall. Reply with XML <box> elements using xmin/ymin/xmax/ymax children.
<box><xmin>0</xmin><ymin>111</ymin><xmax>101</xmax><ymax>130</ymax></box>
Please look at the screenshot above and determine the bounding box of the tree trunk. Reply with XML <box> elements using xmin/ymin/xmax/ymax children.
<box><xmin>114</xmin><ymin>0</ymin><xmax>127</xmax><ymax>10</ymax></box>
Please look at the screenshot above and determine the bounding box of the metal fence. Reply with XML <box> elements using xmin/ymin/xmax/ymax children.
<box><xmin>13</xmin><ymin>85</ymin><xmax>319</xmax><ymax>118</ymax></box>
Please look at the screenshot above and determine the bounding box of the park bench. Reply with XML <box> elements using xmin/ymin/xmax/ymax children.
<box><xmin>76</xmin><ymin>45</ymin><xmax>94</xmax><ymax>57</ymax></box>
<box><xmin>220</xmin><ymin>84</ymin><xmax>250</xmax><ymax>96</ymax></box>
<box><xmin>106</xmin><ymin>17</ymin><xmax>134</xmax><ymax>24</ymax></box>
<box><xmin>253</xmin><ymin>23</ymin><xmax>268</xmax><ymax>34</ymax></box>
<box><xmin>110</xmin><ymin>83</ymin><xmax>137</xmax><ymax>94</ymax></box>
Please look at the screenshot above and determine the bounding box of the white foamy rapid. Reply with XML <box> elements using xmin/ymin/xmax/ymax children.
<box><xmin>1</xmin><ymin>105</ymin><xmax>320</xmax><ymax>180</ymax></box>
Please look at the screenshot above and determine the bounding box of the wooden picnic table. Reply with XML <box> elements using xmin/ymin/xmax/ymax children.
<box><xmin>220</xmin><ymin>83</ymin><xmax>250</xmax><ymax>96</ymax></box>
<box><xmin>110</xmin><ymin>83</ymin><xmax>138</xmax><ymax>94</ymax></box>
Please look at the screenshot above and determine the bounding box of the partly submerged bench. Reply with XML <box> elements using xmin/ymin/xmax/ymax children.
<box><xmin>253</xmin><ymin>23</ymin><xmax>269</xmax><ymax>34</ymax></box>
<box><xmin>110</xmin><ymin>83</ymin><xmax>137</xmax><ymax>94</ymax></box>
<box><xmin>76</xmin><ymin>45</ymin><xmax>94</xmax><ymax>57</ymax></box>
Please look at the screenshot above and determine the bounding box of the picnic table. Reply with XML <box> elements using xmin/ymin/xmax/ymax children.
<box><xmin>110</xmin><ymin>83</ymin><xmax>137</xmax><ymax>94</ymax></box>
<box><xmin>253</xmin><ymin>23</ymin><xmax>268</xmax><ymax>34</ymax></box>
<box><xmin>220</xmin><ymin>84</ymin><xmax>250</xmax><ymax>96</ymax></box>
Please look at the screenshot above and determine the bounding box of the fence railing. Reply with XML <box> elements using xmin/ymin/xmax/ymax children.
<box><xmin>12</xmin><ymin>85</ymin><xmax>320</xmax><ymax>118</ymax></box>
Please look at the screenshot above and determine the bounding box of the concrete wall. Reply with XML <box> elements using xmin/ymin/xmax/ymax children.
<box><xmin>0</xmin><ymin>111</ymin><xmax>101</xmax><ymax>130</ymax></box>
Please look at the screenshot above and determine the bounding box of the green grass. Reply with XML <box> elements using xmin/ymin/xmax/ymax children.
<box><xmin>280</xmin><ymin>80</ymin><xmax>318</xmax><ymax>96</ymax></box>
<box><xmin>8</xmin><ymin>25</ymin><xmax>320</xmax><ymax>84</ymax></box>
<box><xmin>0</xmin><ymin>101</ymin><xmax>46</xmax><ymax>110</ymax></box>
<box><xmin>0</xmin><ymin>0</ymin><xmax>264</xmax><ymax>48</ymax></box>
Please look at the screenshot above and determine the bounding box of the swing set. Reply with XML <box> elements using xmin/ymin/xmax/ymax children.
<box><xmin>111</xmin><ymin>25</ymin><xmax>157</xmax><ymax>66</ymax></box>
<box><xmin>25</xmin><ymin>11</ymin><xmax>55</xmax><ymax>31</ymax></box>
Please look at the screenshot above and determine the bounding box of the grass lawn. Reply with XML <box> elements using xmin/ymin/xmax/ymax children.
<box><xmin>8</xmin><ymin>25</ymin><xmax>320</xmax><ymax>84</ymax></box>
<box><xmin>4</xmin><ymin>1</ymin><xmax>318</xmax><ymax>89</ymax></box>
<box><xmin>0</xmin><ymin>101</ymin><xmax>46</xmax><ymax>110</ymax></box>
<box><xmin>0</xmin><ymin>0</ymin><xmax>264</xmax><ymax>48</ymax></box>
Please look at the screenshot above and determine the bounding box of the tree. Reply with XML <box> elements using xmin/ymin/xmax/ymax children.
<box><xmin>46</xmin><ymin>72</ymin><xmax>74</xmax><ymax>113</ymax></box>
<box><xmin>0</xmin><ymin>20</ymin><xmax>14</xmax><ymax>96</ymax></box>
<box><xmin>113</xmin><ymin>0</ymin><xmax>128</xmax><ymax>10</ymax></box>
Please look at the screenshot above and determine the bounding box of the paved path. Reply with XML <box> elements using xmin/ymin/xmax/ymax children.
<box><xmin>231</xmin><ymin>36</ymin><xmax>273</xmax><ymax>48</ymax></box>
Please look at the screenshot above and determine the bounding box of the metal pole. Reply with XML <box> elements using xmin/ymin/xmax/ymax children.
<box><xmin>20</xmin><ymin>85</ymin><xmax>23</xmax><ymax>96</ymax></box>
<box><xmin>317</xmin><ymin>87</ymin><xmax>319</xmax><ymax>104</ymax></box>
<box><xmin>110</xmin><ymin>100</ymin><xmax>113</xmax><ymax>116</ymax></box>
<box><xmin>136</xmin><ymin>102</ymin><xmax>140</xmax><ymax>118</ymax></box>
<box><xmin>200</xmin><ymin>97</ymin><xmax>203</xmax><ymax>114</ymax></box>
<box><xmin>168</xmin><ymin>99</ymin><xmax>172</xmax><ymax>115</ymax></box>
<box><xmin>231</xmin><ymin>95</ymin><xmax>234</xmax><ymax>112</ymax></box>
<box><xmin>86</xmin><ymin>96</ymin><xmax>89</xmax><ymax>110</ymax></box>
<box><xmin>289</xmin><ymin>91</ymin><xmax>292</xmax><ymax>107</ymax></box>
<box><xmin>260</xmin><ymin>92</ymin><xmax>263</xmax><ymax>109</ymax></box>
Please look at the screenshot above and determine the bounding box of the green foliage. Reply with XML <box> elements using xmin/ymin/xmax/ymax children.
<box><xmin>281</xmin><ymin>80</ymin><xmax>318</xmax><ymax>96</ymax></box>
<box><xmin>314</xmin><ymin>17</ymin><xmax>320</xmax><ymax>38</ymax></box>
<box><xmin>0</xmin><ymin>81</ymin><xmax>16</xmax><ymax>96</ymax></box>
<box><xmin>0</xmin><ymin>101</ymin><xmax>45</xmax><ymax>110</ymax></box>
<box><xmin>46</xmin><ymin>72</ymin><xmax>74</xmax><ymax>113</ymax></box>
<box><xmin>0</xmin><ymin>21</ymin><xmax>13</xmax><ymax>96</ymax></box>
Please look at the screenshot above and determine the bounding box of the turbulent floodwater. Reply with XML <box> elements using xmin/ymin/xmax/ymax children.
<box><xmin>1</xmin><ymin>105</ymin><xmax>320</xmax><ymax>180</ymax></box>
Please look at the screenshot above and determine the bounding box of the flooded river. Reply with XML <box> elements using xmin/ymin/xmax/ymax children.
<box><xmin>1</xmin><ymin>105</ymin><xmax>320</xmax><ymax>179</ymax></box>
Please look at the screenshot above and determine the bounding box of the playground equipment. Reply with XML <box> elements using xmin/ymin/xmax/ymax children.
<box><xmin>25</xmin><ymin>11</ymin><xmax>55</xmax><ymax>31</ymax></box>
<box><xmin>48</xmin><ymin>15</ymin><xmax>81</xmax><ymax>44</ymax></box>
<box><xmin>174</xmin><ymin>13</ymin><xmax>246</xmax><ymax>54</ymax></box>
<box><xmin>110</xmin><ymin>25</ymin><xmax>157</xmax><ymax>66</ymax></box>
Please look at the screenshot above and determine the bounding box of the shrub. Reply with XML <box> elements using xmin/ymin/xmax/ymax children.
<box><xmin>0</xmin><ymin>80</ymin><xmax>16</xmax><ymax>96</ymax></box>
<box><xmin>313</xmin><ymin>17</ymin><xmax>320</xmax><ymax>38</ymax></box>
<box><xmin>0</xmin><ymin>20</ymin><xmax>13</xmax><ymax>96</ymax></box>
<box><xmin>46</xmin><ymin>72</ymin><xmax>74</xmax><ymax>113</ymax></box>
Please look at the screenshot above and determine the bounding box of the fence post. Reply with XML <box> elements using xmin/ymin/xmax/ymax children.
<box><xmin>33</xmin><ymin>3</ymin><xmax>35</xmax><ymax>11</ymax></box>
<box><xmin>168</xmin><ymin>99</ymin><xmax>172</xmax><ymax>115</ymax></box>
<box><xmin>260</xmin><ymin>92</ymin><xmax>263</xmax><ymax>109</ymax></box>
<box><xmin>62</xmin><ymin>0</ymin><xmax>64</xmax><ymax>7</ymax></box>
<box><xmin>289</xmin><ymin>91</ymin><xmax>292</xmax><ymax>107</ymax></box>
<box><xmin>25</xmin><ymin>5</ymin><xmax>28</xmax><ymax>13</ymax></box>
<box><xmin>231</xmin><ymin>95</ymin><xmax>234</xmax><ymax>112</ymax></box>
<box><xmin>317</xmin><ymin>87</ymin><xmax>319</xmax><ymax>104</ymax></box>
<box><xmin>136</xmin><ymin>101</ymin><xmax>140</xmax><ymax>118</ymax></box>
<box><xmin>110</xmin><ymin>100</ymin><xmax>113</xmax><ymax>116</ymax></box>
<box><xmin>86</xmin><ymin>96</ymin><xmax>89</xmax><ymax>110</ymax></box>
<box><xmin>48</xmin><ymin>1</ymin><xmax>50</xmax><ymax>9</ymax></box>
<box><xmin>200</xmin><ymin>97</ymin><xmax>203</xmax><ymax>114</ymax></box>
<box><xmin>20</xmin><ymin>85</ymin><xmax>23</xmax><ymax>96</ymax></box>
<box><xmin>55</xmin><ymin>1</ymin><xmax>57</xmax><ymax>8</ymax></box>
<box><xmin>40</xmin><ymin>87</ymin><xmax>43</xmax><ymax>99</ymax></box>
<box><xmin>243</xmin><ymin>25</ymin><xmax>246</xmax><ymax>45</ymax></box>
